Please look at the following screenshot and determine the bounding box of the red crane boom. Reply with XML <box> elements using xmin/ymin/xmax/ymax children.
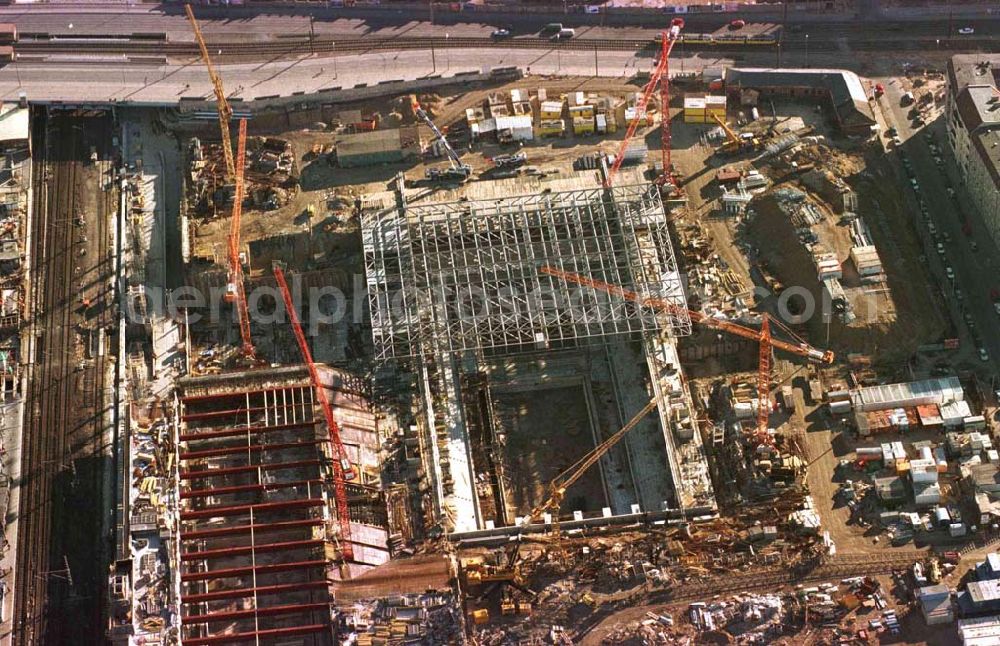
<box><xmin>540</xmin><ymin>266</ymin><xmax>834</xmax><ymax>444</ymax></box>
<box><xmin>226</xmin><ymin>119</ymin><xmax>255</xmax><ymax>358</ymax></box>
<box><xmin>606</xmin><ymin>18</ymin><xmax>684</xmax><ymax>188</ymax></box>
<box><xmin>273</xmin><ymin>265</ymin><xmax>354</xmax><ymax>560</ymax></box>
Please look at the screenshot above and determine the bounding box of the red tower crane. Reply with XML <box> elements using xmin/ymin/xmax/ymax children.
<box><xmin>225</xmin><ymin>118</ymin><xmax>255</xmax><ymax>359</ymax></box>
<box><xmin>273</xmin><ymin>265</ymin><xmax>355</xmax><ymax>561</ymax></box>
<box><xmin>540</xmin><ymin>266</ymin><xmax>834</xmax><ymax>445</ymax></box>
<box><xmin>606</xmin><ymin>18</ymin><xmax>685</xmax><ymax>189</ymax></box>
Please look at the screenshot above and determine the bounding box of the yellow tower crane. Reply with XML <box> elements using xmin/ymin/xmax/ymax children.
<box><xmin>185</xmin><ymin>3</ymin><xmax>236</xmax><ymax>179</ymax></box>
<box><xmin>527</xmin><ymin>398</ymin><xmax>660</xmax><ymax>534</ymax></box>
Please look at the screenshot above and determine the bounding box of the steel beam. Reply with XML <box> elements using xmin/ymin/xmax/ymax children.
<box><xmin>179</xmin><ymin>459</ymin><xmax>322</xmax><ymax>480</ymax></box>
<box><xmin>182</xmin><ymin>623</ymin><xmax>329</xmax><ymax>646</ymax></box>
<box><xmin>180</xmin><ymin>518</ymin><xmax>324</xmax><ymax>540</ymax></box>
<box><xmin>181</xmin><ymin>479</ymin><xmax>322</xmax><ymax>500</ymax></box>
<box><xmin>181</xmin><ymin>559</ymin><xmax>327</xmax><ymax>582</ymax></box>
<box><xmin>182</xmin><ymin>602</ymin><xmax>331</xmax><ymax>625</ymax></box>
<box><xmin>180</xmin><ymin>420</ymin><xmax>317</xmax><ymax>442</ymax></box>
<box><xmin>180</xmin><ymin>497</ymin><xmax>324</xmax><ymax>521</ymax></box>
<box><xmin>181</xmin><ymin>580</ymin><xmax>327</xmax><ymax>604</ymax></box>
<box><xmin>180</xmin><ymin>440</ymin><xmax>324</xmax><ymax>460</ymax></box>
<box><xmin>182</xmin><ymin>539</ymin><xmax>325</xmax><ymax>562</ymax></box>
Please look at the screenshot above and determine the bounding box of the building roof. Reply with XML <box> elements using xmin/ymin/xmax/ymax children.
<box><xmin>918</xmin><ymin>584</ymin><xmax>952</xmax><ymax>600</ymax></box>
<box><xmin>968</xmin><ymin>579</ymin><xmax>1000</xmax><ymax>604</ymax></box>
<box><xmin>968</xmin><ymin>464</ymin><xmax>1000</xmax><ymax>489</ymax></box>
<box><xmin>948</xmin><ymin>56</ymin><xmax>1000</xmax><ymax>201</ymax></box>
<box><xmin>948</xmin><ymin>56</ymin><xmax>1000</xmax><ymax>103</ymax></box>
<box><xmin>0</xmin><ymin>103</ymin><xmax>28</xmax><ymax>144</ymax></box>
<box><xmin>875</xmin><ymin>475</ymin><xmax>905</xmax><ymax>499</ymax></box>
<box><xmin>337</xmin><ymin>128</ymin><xmax>403</xmax><ymax>157</ymax></box>
<box><xmin>494</xmin><ymin>115</ymin><xmax>533</xmax><ymax>130</ymax></box>
<box><xmin>724</xmin><ymin>67</ymin><xmax>874</xmax><ymax>128</ymax></box>
<box><xmin>959</xmin><ymin>614</ymin><xmax>1000</xmax><ymax>645</ymax></box>
<box><xmin>852</xmin><ymin>376</ymin><xmax>963</xmax><ymax>412</ymax></box>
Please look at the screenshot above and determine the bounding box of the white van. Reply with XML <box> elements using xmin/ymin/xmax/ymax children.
<box><xmin>555</xmin><ymin>28</ymin><xmax>575</xmax><ymax>39</ymax></box>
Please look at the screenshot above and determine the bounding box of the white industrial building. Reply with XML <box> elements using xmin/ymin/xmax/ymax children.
<box><xmin>946</xmin><ymin>56</ymin><xmax>1000</xmax><ymax>249</ymax></box>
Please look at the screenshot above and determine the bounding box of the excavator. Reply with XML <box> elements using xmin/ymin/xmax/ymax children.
<box><xmin>711</xmin><ymin>113</ymin><xmax>761</xmax><ymax>155</ymax></box>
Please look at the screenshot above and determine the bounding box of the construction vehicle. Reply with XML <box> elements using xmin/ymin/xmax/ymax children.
<box><xmin>186</xmin><ymin>3</ymin><xmax>236</xmax><ymax>180</ymax></box>
<box><xmin>491</xmin><ymin>152</ymin><xmax>527</xmax><ymax>169</ymax></box>
<box><xmin>225</xmin><ymin>119</ymin><xmax>255</xmax><ymax>359</ymax></box>
<box><xmin>606</xmin><ymin>18</ymin><xmax>684</xmax><ymax>188</ymax></box>
<box><xmin>273</xmin><ymin>264</ymin><xmax>356</xmax><ymax>561</ymax></box>
<box><xmin>711</xmin><ymin>113</ymin><xmax>761</xmax><ymax>154</ymax></box>
<box><xmin>540</xmin><ymin>266</ymin><xmax>833</xmax><ymax>447</ymax></box>
<box><xmin>410</xmin><ymin>95</ymin><xmax>472</xmax><ymax>182</ymax></box>
<box><xmin>527</xmin><ymin>398</ymin><xmax>660</xmax><ymax>532</ymax></box>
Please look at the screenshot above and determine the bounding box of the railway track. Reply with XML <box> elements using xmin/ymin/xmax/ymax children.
<box><xmin>12</xmin><ymin>33</ymin><xmax>998</xmax><ymax>64</ymax></box>
<box><xmin>12</xmin><ymin>111</ymin><xmax>115</xmax><ymax>645</ymax></box>
<box><xmin>10</xmin><ymin>33</ymin><xmax>777</xmax><ymax>63</ymax></box>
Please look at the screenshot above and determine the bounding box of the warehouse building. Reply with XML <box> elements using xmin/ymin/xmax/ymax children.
<box><xmin>335</xmin><ymin>127</ymin><xmax>419</xmax><ymax>168</ymax></box>
<box><xmin>724</xmin><ymin>68</ymin><xmax>876</xmax><ymax>134</ymax></box>
<box><xmin>945</xmin><ymin>55</ymin><xmax>1000</xmax><ymax>249</ymax></box>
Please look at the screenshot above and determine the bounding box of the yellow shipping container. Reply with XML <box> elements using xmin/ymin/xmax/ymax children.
<box><xmin>573</xmin><ymin>117</ymin><xmax>595</xmax><ymax>135</ymax></box>
<box><xmin>536</xmin><ymin>119</ymin><xmax>565</xmax><ymax>137</ymax></box>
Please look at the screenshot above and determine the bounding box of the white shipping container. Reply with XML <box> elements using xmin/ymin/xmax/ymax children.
<box><xmin>911</xmin><ymin>458</ymin><xmax>938</xmax><ymax>483</ymax></box>
<box><xmin>830</xmin><ymin>399</ymin><xmax>852</xmax><ymax>414</ymax></box>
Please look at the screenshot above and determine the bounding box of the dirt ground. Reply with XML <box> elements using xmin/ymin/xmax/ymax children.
<box><xmin>187</xmin><ymin>75</ymin><xmax>657</xmax><ymax>268</ymax></box>
<box><xmin>494</xmin><ymin>386</ymin><xmax>609</xmax><ymax>517</ymax></box>
<box><xmin>671</xmin><ymin>97</ymin><xmax>945</xmax><ymax>369</ymax></box>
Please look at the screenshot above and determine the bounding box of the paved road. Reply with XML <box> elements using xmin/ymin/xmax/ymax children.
<box><xmin>1</xmin><ymin>5</ymin><xmax>997</xmax><ymax>46</ymax></box>
<box><xmin>0</xmin><ymin>47</ymin><xmax>741</xmax><ymax>104</ymax></box>
<box><xmin>878</xmin><ymin>80</ymin><xmax>1000</xmax><ymax>373</ymax></box>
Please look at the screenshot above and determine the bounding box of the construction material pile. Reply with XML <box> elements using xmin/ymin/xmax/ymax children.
<box><xmin>339</xmin><ymin>590</ymin><xmax>461</xmax><ymax>645</ymax></box>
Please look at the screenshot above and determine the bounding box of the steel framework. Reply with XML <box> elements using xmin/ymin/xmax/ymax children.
<box><xmin>363</xmin><ymin>183</ymin><xmax>691</xmax><ymax>360</ymax></box>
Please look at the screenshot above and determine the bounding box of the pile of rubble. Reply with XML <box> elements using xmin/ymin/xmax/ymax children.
<box><xmin>339</xmin><ymin>590</ymin><xmax>462</xmax><ymax>645</ymax></box>
<box><xmin>186</xmin><ymin>135</ymin><xmax>297</xmax><ymax>218</ymax></box>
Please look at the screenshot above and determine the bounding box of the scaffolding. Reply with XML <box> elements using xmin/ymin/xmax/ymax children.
<box><xmin>362</xmin><ymin>183</ymin><xmax>691</xmax><ymax>360</ymax></box>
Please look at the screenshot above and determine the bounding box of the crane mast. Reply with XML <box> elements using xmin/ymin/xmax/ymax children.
<box><xmin>540</xmin><ymin>266</ymin><xmax>834</xmax><ymax>445</ymax></box>
<box><xmin>410</xmin><ymin>95</ymin><xmax>472</xmax><ymax>181</ymax></box>
<box><xmin>273</xmin><ymin>265</ymin><xmax>355</xmax><ymax>561</ymax></box>
<box><xmin>226</xmin><ymin>118</ymin><xmax>254</xmax><ymax>358</ymax></box>
<box><xmin>185</xmin><ymin>3</ymin><xmax>236</xmax><ymax>180</ymax></box>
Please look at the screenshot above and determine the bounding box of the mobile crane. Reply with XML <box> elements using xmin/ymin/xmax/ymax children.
<box><xmin>410</xmin><ymin>95</ymin><xmax>472</xmax><ymax>182</ymax></box>
<box><xmin>185</xmin><ymin>3</ymin><xmax>236</xmax><ymax>180</ymax></box>
<box><xmin>606</xmin><ymin>18</ymin><xmax>684</xmax><ymax>188</ymax></box>
<box><xmin>711</xmin><ymin>113</ymin><xmax>761</xmax><ymax>155</ymax></box>
<box><xmin>541</xmin><ymin>266</ymin><xmax>833</xmax><ymax>447</ymax></box>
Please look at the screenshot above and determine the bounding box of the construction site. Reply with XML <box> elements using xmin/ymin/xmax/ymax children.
<box><xmin>3</xmin><ymin>5</ymin><xmax>1000</xmax><ymax>646</ymax></box>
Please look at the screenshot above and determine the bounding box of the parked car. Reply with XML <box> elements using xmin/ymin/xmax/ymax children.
<box><xmin>958</xmin><ymin>27</ymin><xmax>975</xmax><ymax>35</ymax></box>
<box><xmin>491</xmin><ymin>28</ymin><xmax>511</xmax><ymax>38</ymax></box>
<box><xmin>946</xmin><ymin>266</ymin><xmax>955</xmax><ymax>282</ymax></box>
<box><xmin>936</xmin><ymin>242</ymin><xmax>946</xmax><ymax>256</ymax></box>
<box><xmin>729</xmin><ymin>19</ymin><xmax>746</xmax><ymax>29</ymax></box>
<box><xmin>980</xmin><ymin>347</ymin><xmax>990</xmax><ymax>362</ymax></box>
<box><xmin>971</xmin><ymin>241</ymin><xmax>979</xmax><ymax>252</ymax></box>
